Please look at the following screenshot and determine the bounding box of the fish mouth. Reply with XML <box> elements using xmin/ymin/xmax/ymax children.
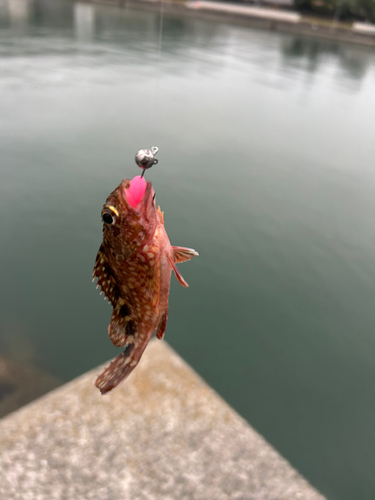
<box><xmin>121</xmin><ymin>178</ymin><xmax>155</xmax><ymax>215</ymax></box>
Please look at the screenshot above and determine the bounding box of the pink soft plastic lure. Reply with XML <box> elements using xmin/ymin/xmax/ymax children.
<box><xmin>93</xmin><ymin>173</ymin><xmax>198</xmax><ymax>394</ymax></box>
<box><xmin>125</xmin><ymin>175</ymin><xmax>147</xmax><ymax>208</ymax></box>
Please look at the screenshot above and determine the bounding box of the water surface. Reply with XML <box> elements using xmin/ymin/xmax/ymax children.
<box><xmin>1</xmin><ymin>1</ymin><xmax>375</xmax><ymax>499</ymax></box>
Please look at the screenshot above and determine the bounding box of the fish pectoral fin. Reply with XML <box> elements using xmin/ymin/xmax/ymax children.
<box><xmin>156</xmin><ymin>310</ymin><xmax>168</xmax><ymax>340</ymax></box>
<box><xmin>168</xmin><ymin>256</ymin><xmax>189</xmax><ymax>288</ymax></box>
<box><xmin>108</xmin><ymin>301</ymin><xmax>136</xmax><ymax>347</ymax></box>
<box><xmin>95</xmin><ymin>342</ymin><xmax>141</xmax><ymax>395</ymax></box>
<box><xmin>172</xmin><ymin>246</ymin><xmax>199</xmax><ymax>264</ymax></box>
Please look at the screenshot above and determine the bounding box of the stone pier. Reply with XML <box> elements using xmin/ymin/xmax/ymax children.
<box><xmin>0</xmin><ymin>340</ymin><xmax>325</xmax><ymax>500</ymax></box>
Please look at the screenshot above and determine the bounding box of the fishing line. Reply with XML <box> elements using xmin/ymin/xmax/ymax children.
<box><xmin>157</xmin><ymin>0</ymin><xmax>165</xmax><ymax>59</ymax></box>
<box><xmin>154</xmin><ymin>0</ymin><xmax>165</xmax><ymax>137</ymax></box>
<box><xmin>133</xmin><ymin>1</ymin><xmax>164</xmax><ymax>179</ymax></box>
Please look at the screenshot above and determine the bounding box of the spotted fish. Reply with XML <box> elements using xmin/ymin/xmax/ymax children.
<box><xmin>93</xmin><ymin>176</ymin><xmax>198</xmax><ymax>394</ymax></box>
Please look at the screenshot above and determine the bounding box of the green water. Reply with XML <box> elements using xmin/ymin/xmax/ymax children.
<box><xmin>1</xmin><ymin>0</ymin><xmax>375</xmax><ymax>498</ymax></box>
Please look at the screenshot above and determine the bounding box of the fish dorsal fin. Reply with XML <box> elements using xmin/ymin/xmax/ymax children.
<box><xmin>157</xmin><ymin>206</ymin><xmax>164</xmax><ymax>225</ymax></box>
<box><xmin>172</xmin><ymin>246</ymin><xmax>199</xmax><ymax>264</ymax></box>
<box><xmin>168</xmin><ymin>255</ymin><xmax>189</xmax><ymax>288</ymax></box>
<box><xmin>93</xmin><ymin>245</ymin><xmax>121</xmax><ymax>307</ymax></box>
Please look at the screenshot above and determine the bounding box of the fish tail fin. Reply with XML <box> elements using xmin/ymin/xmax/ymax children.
<box><xmin>172</xmin><ymin>246</ymin><xmax>199</xmax><ymax>264</ymax></box>
<box><xmin>156</xmin><ymin>310</ymin><xmax>168</xmax><ymax>340</ymax></box>
<box><xmin>95</xmin><ymin>341</ymin><xmax>145</xmax><ymax>395</ymax></box>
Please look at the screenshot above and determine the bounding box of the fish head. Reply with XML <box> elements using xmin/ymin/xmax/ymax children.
<box><xmin>101</xmin><ymin>178</ymin><xmax>158</xmax><ymax>257</ymax></box>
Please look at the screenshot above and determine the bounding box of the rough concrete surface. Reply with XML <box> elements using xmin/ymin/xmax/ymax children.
<box><xmin>0</xmin><ymin>340</ymin><xmax>325</xmax><ymax>500</ymax></box>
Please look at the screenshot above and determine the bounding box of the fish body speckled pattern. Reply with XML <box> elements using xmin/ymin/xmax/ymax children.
<box><xmin>93</xmin><ymin>178</ymin><xmax>198</xmax><ymax>394</ymax></box>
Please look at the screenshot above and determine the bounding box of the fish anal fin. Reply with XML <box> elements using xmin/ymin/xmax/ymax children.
<box><xmin>168</xmin><ymin>256</ymin><xmax>189</xmax><ymax>288</ymax></box>
<box><xmin>108</xmin><ymin>301</ymin><xmax>136</xmax><ymax>347</ymax></box>
<box><xmin>156</xmin><ymin>310</ymin><xmax>168</xmax><ymax>340</ymax></box>
<box><xmin>172</xmin><ymin>246</ymin><xmax>199</xmax><ymax>264</ymax></box>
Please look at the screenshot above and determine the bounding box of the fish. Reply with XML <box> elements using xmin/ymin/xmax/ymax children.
<box><xmin>93</xmin><ymin>175</ymin><xmax>198</xmax><ymax>394</ymax></box>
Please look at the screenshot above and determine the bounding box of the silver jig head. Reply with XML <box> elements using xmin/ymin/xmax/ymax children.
<box><xmin>135</xmin><ymin>147</ymin><xmax>158</xmax><ymax>177</ymax></box>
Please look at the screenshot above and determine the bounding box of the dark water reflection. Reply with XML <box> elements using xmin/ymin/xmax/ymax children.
<box><xmin>281</xmin><ymin>36</ymin><xmax>370</xmax><ymax>83</ymax></box>
<box><xmin>1</xmin><ymin>1</ymin><xmax>375</xmax><ymax>499</ymax></box>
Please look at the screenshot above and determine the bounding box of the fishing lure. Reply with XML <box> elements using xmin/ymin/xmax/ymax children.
<box><xmin>93</xmin><ymin>148</ymin><xmax>198</xmax><ymax>394</ymax></box>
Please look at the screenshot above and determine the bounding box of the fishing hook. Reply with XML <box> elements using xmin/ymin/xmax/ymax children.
<box><xmin>135</xmin><ymin>147</ymin><xmax>159</xmax><ymax>177</ymax></box>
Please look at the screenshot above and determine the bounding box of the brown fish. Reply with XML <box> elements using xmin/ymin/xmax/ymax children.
<box><xmin>93</xmin><ymin>176</ymin><xmax>198</xmax><ymax>394</ymax></box>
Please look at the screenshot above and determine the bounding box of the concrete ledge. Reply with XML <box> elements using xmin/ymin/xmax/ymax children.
<box><xmin>86</xmin><ymin>0</ymin><xmax>375</xmax><ymax>46</ymax></box>
<box><xmin>353</xmin><ymin>21</ymin><xmax>375</xmax><ymax>34</ymax></box>
<box><xmin>187</xmin><ymin>1</ymin><xmax>301</xmax><ymax>23</ymax></box>
<box><xmin>0</xmin><ymin>340</ymin><xmax>325</xmax><ymax>500</ymax></box>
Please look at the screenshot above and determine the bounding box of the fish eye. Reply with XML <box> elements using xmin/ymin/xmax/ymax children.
<box><xmin>102</xmin><ymin>206</ymin><xmax>118</xmax><ymax>225</ymax></box>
